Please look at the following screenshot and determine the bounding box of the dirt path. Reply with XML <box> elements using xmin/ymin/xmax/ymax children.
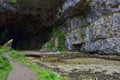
<box><xmin>5</xmin><ymin>53</ymin><xmax>38</xmax><ymax>80</ymax></box>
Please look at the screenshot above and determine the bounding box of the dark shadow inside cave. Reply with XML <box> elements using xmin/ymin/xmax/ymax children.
<box><xmin>0</xmin><ymin>26</ymin><xmax>27</xmax><ymax>49</ymax></box>
<box><xmin>0</xmin><ymin>26</ymin><xmax>52</xmax><ymax>50</ymax></box>
<box><xmin>0</xmin><ymin>0</ymin><xmax>65</xmax><ymax>50</ymax></box>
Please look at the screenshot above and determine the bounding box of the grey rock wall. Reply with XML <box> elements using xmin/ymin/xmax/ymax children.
<box><xmin>61</xmin><ymin>0</ymin><xmax>120</xmax><ymax>54</ymax></box>
<box><xmin>81</xmin><ymin>13</ymin><xmax>120</xmax><ymax>53</ymax></box>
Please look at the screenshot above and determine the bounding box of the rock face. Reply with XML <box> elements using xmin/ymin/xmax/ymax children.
<box><xmin>0</xmin><ymin>0</ymin><xmax>120</xmax><ymax>53</ymax></box>
<box><xmin>81</xmin><ymin>13</ymin><xmax>120</xmax><ymax>53</ymax></box>
<box><xmin>59</xmin><ymin>0</ymin><xmax>120</xmax><ymax>54</ymax></box>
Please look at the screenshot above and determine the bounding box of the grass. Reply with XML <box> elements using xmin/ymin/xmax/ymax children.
<box><xmin>0</xmin><ymin>47</ymin><xmax>11</xmax><ymax>80</ymax></box>
<box><xmin>9</xmin><ymin>50</ymin><xmax>67</xmax><ymax>80</ymax></box>
<box><xmin>9</xmin><ymin>0</ymin><xmax>17</xmax><ymax>3</ymax></box>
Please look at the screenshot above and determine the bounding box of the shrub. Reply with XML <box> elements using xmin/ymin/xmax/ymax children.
<box><xmin>0</xmin><ymin>48</ymin><xmax>11</xmax><ymax>80</ymax></box>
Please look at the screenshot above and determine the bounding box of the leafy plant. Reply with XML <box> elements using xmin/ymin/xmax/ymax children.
<box><xmin>53</xmin><ymin>28</ymin><xmax>67</xmax><ymax>51</ymax></box>
<box><xmin>46</xmin><ymin>41</ymin><xmax>55</xmax><ymax>51</ymax></box>
<box><xmin>0</xmin><ymin>48</ymin><xmax>11</xmax><ymax>80</ymax></box>
<box><xmin>9</xmin><ymin>0</ymin><xmax>17</xmax><ymax>3</ymax></box>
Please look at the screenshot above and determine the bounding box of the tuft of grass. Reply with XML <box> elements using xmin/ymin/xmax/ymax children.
<box><xmin>0</xmin><ymin>47</ymin><xmax>12</xmax><ymax>80</ymax></box>
<box><xmin>9</xmin><ymin>50</ymin><xmax>67</xmax><ymax>80</ymax></box>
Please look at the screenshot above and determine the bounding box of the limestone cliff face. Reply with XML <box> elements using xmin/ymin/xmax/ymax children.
<box><xmin>59</xmin><ymin>0</ymin><xmax>120</xmax><ymax>54</ymax></box>
<box><xmin>0</xmin><ymin>0</ymin><xmax>120</xmax><ymax>53</ymax></box>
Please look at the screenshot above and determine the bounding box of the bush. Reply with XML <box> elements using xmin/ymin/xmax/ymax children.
<box><xmin>0</xmin><ymin>48</ymin><xmax>11</xmax><ymax>80</ymax></box>
<box><xmin>52</xmin><ymin>28</ymin><xmax>67</xmax><ymax>51</ymax></box>
<box><xmin>9</xmin><ymin>0</ymin><xmax>17</xmax><ymax>3</ymax></box>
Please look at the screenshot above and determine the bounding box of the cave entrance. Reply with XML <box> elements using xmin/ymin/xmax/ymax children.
<box><xmin>0</xmin><ymin>26</ymin><xmax>27</xmax><ymax>49</ymax></box>
<box><xmin>0</xmin><ymin>26</ymin><xmax>53</xmax><ymax>50</ymax></box>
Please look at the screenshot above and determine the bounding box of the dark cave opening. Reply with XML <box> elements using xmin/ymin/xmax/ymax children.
<box><xmin>0</xmin><ymin>0</ymin><xmax>64</xmax><ymax>50</ymax></box>
<box><xmin>0</xmin><ymin>9</ymin><xmax>54</xmax><ymax>50</ymax></box>
<box><xmin>0</xmin><ymin>26</ymin><xmax>27</xmax><ymax>49</ymax></box>
<box><xmin>0</xmin><ymin>26</ymin><xmax>53</xmax><ymax>50</ymax></box>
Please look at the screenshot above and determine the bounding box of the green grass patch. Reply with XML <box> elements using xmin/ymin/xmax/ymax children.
<box><xmin>9</xmin><ymin>0</ymin><xmax>17</xmax><ymax>3</ymax></box>
<box><xmin>9</xmin><ymin>50</ymin><xmax>67</xmax><ymax>80</ymax></box>
<box><xmin>0</xmin><ymin>48</ymin><xmax>12</xmax><ymax>80</ymax></box>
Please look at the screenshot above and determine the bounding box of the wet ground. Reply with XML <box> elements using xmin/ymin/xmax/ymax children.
<box><xmin>26</xmin><ymin>52</ymin><xmax>120</xmax><ymax>80</ymax></box>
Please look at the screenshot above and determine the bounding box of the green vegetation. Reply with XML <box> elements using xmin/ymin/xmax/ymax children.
<box><xmin>53</xmin><ymin>28</ymin><xmax>66</xmax><ymax>51</ymax></box>
<box><xmin>9</xmin><ymin>50</ymin><xmax>67</xmax><ymax>80</ymax></box>
<box><xmin>45</xmin><ymin>28</ymin><xmax>67</xmax><ymax>52</ymax></box>
<box><xmin>46</xmin><ymin>41</ymin><xmax>55</xmax><ymax>51</ymax></box>
<box><xmin>0</xmin><ymin>46</ymin><xmax>67</xmax><ymax>80</ymax></box>
<box><xmin>9</xmin><ymin>0</ymin><xmax>17</xmax><ymax>3</ymax></box>
<box><xmin>0</xmin><ymin>48</ymin><xmax>11</xmax><ymax>80</ymax></box>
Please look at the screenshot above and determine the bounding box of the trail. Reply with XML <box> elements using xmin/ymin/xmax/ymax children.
<box><xmin>5</xmin><ymin>53</ymin><xmax>38</xmax><ymax>80</ymax></box>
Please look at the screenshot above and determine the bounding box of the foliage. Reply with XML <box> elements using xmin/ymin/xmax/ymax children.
<box><xmin>0</xmin><ymin>48</ymin><xmax>11</xmax><ymax>80</ymax></box>
<box><xmin>45</xmin><ymin>41</ymin><xmax>55</xmax><ymax>51</ymax></box>
<box><xmin>9</xmin><ymin>50</ymin><xmax>25</xmax><ymax>60</ymax></box>
<box><xmin>9</xmin><ymin>0</ymin><xmax>17</xmax><ymax>3</ymax></box>
<box><xmin>53</xmin><ymin>28</ymin><xmax>67</xmax><ymax>51</ymax></box>
<box><xmin>44</xmin><ymin>28</ymin><xmax>67</xmax><ymax>52</ymax></box>
<box><xmin>40</xmin><ymin>70</ymin><xmax>63</xmax><ymax>80</ymax></box>
<box><xmin>9</xmin><ymin>50</ymin><xmax>66</xmax><ymax>80</ymax></box>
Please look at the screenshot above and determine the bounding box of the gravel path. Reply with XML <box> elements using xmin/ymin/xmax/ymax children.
<box><xmin>5</xmin><ymin>53</ymin><xmax>38</xmax><ymax>80</ymax></box>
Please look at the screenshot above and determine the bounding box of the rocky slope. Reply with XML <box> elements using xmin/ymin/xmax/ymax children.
<box><xmin>58</xmin><ymin>0</ymin><xmax>120</xmax><ymax>54</ymax></box>
<box><xmin>0</xmin><ymin>0</ymin><xmax>120</xmax><ymax>54</ymax></box>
